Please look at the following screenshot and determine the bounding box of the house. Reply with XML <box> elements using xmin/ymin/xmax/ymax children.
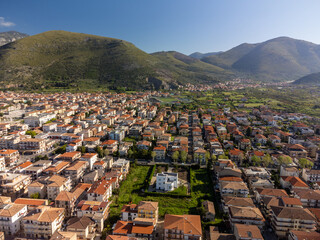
<box><xmin>239</xmin><ymin>138</ymin><xmax>251</xmax><ymax>150</ymax></box>
<box><xmin>222</xmin><ymin>196</ymin><xmax>255</xmax><ymax>213</ymax></box>
<box><xmin>0</xmin><ymin>149</ymin><xmax>19</xmax><ymax>166</ymax></box>
<box><xmin>255</xmin><ymin>188</ymin><xmax>288</xmax><ymax>202</ymax></box>
<box><xmin>229</xmin><ymin>206</ymin><xmax>264</xmax><ymax>227</ymax></box>
<box><xmin>284</xmin><ymin>144</ymin><xmax>308</xmax><ymax>159</ymax></box>
<box><xmin>22</xmin><ymin>206</ymin><xmax>65</xmax><ymax>239</ymax></box>
<box><xmin>19</xmin><ymin>138</ymin><xmax>46</xmax><ymax>153</ymax></box>
<box><xmin>55</xmin><ymin>185</ymin><xmax>88</xmax><ymax>217</ymax></box>
<box><xmin>153</xmin><ymin>145</ymin><xmax>166</xmax><ymax>161</ymax></box>
<box><xmin>229</xmin><ymin>149</ymin><xmax>244</xmax><ymax>165</ymax></box>
<box><xmin>280</xmin><ymin>176</ymin><xmax>309</xmax><ymax>190</ymax></box>
<box><xmin>0</xmin><ymin>203</ymin><xmax>28</xmax><ymax>236</ymax></box>
<box><xmin>0</xmin><ymin>172</ymin><xmax>31</xmax><ymax>199</ymax></box>
<box><xmin>101</xmin><ymin>140</ymin><xmax>118</xmax><ymax>153</ymax></box>
<box><xmin>136</xmin><ymin>140</ymin><xmax>152</xmax><ymax>150</ymax></box>
<box><xmin>293</xmin><ymin>189</ymin><xmax>320</xmax><ymax>208</ymax></box>
<box><xmin>76</xmin><ymin>200</ymin><xmax>110</xmax><ymax>232</ymax></box>
<box><xmin>156</xmin><ymin>172</ymin><xmax>179</xmax><ymax>192</ymax></box>
<box><xmin>112</xmin><ymin>220</ymin><xmax>154</xmax><ymax>239</ymax></box>
<box><xmin>270</xmin><ymin>206</ymin><xmax>316</xmax><ymax>238</ymax></box>
<box><xmin>57</xmin><ymin>151</ymin><xmax>81</xmax><ymax>162</ymax></box>
<box><xmin>208</xmin><ymin>226</ymin><xmax>235</xmax><ymax>240</ymax></box>
<box><xmin>66</xmin><ymin>216</ymin><xmax>96</xmax><ymax>240</ymax></box>
<box><xmin>64</xmin><ymin>161</ymin><xmax>88</xmax><ymax>185</ymax></box>
<box><xmin>288</xmin><ymin>230</ymin><xmax>320</xmax><ymax>240</ymax></box>
<box><xmin>194</xmin><ymin>148</ymin><xmax>207</xmax><ymax>165</ymax></box>
<box><xmin>164</xmin><ymin>214</ymin><xmax>202</xmax><ymax>240</ymax></box>
<box><xmin>242</xmin><ymin>167</ymin><xmax>271</xmax><ymax>180</ymax></box>
<box><xmin>202</xmin><ymin>201</ymin><xmax>215</xmax><ymax>221</ymax></box>
<box><xmin>220</xmin><ymin>182</ymin><xmax>249</xmax><ymax>197</ymax></box>
<box><xmin>302</xmin><ymin>169</ymin><xmax>320</xmax><ymax>182</ymax></box>
<box><xmin>268</xmin><ymin>135</ymin><xmax>281</xmax><ymax>145</ymax></box>
<box><xmin>81</xmin><ymin>153</ymin><xmax>98</xmax><ymax>171</ymax></box>
<box><xmin>234</xmin><ymin>224</ymin><xmax>263</xmax><ymax>240</ymax></box>
<box><xmin>121</xmin><ymin>201</ymin><xmax>159</xmax><ymax>226</ymax></box>
<box><xmin>255</xmin><ymin>134</ymin><xmax>267</xmax><ymax>145</ymax></box>
<box><xmin>112</xmin><ymin>159</ymin><xmax>130</xmax><ymax>176</ymax></box>
<box><xmin>280</xmin><ymin>166</ymin><xmax>299</xmax><ymax>177</ymax></box>
<box><xmin>87</xmin><ymin>179</ymin><xmax>112</xmax><ymax>202</ymax></box>
<box><xmin>14</xmin><ymin>198</ymin><xmax>48</xmax><ymax>210</ymax></box>
<box><xmin>46</xmin><ymin>175</ymin><xmax>72</xmax><ymax>200</ymax></box>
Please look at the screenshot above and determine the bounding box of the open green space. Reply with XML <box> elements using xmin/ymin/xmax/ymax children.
<box><xmin>104</xmin><ymin>165</ymin><xmax>218</xmax><ymax>233</ymax></box>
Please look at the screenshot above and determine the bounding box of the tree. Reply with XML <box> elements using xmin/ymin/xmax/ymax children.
<box><xmin>156</xmin><ymin>166</ymin><xmax>162</xmax><ymax>174</ymax></box>
<box><xmin>193</xmin><ymin>153</ymin><xmax>200</xmax><ymax>163</ymax></box>
<box><xmin>218</xmin><ymin>154</ymin><xmax>229</xmax><ymax>159</ymax></box>
<box><xmin>180</xmin><ymin>151</ymin><xmax>187</xmax><ymax>163</ymax></box>
<box><xmin>26</xmin><ymin>130</ymin><xmax>37</xmax><ymax>138</ymax></box>
<box><xmin>251</xmin><ymin>155</ymin><xmax>261</xmax><ymax>166</ymax></box>
<box><xmin>95</xmin><ymin>146</ymin><xmax>104</xmax><ymax>158</ymax></box>
<box><xmin>205</xmin><ymin>151</ymin><xmax>211</xmax><ymax>164</ymax></box>
<box><xmin>299</xmin><ymin>158</ymin><xmax>314</xmax><ymax>169</ymax></box>
<box><xmin>278</xmin><ymin>155</ymin><xmax>292</xmax><ymax>166</ymax></box>
<box><xmin>172</xmin><ymin>151</ymin><xmax>179</xmax><ymax>163</ymax></box>
<box><xmin>77</xmin><ymin>146</ymin><xmax>86</xmax><ymax>154</ymax></box>
<box><xmin>262</xmin><ymin>154</ymin><xmax>272</xmax><ymax>167</ymax></box>
<box><xmin>151</xmin><ymin>151</ymin><xmax>156</xmax><ymax>162</ymax></box>
<box><xmin>246</xmin><ymin>127</ymin><xmax>252</xmax><ymax>137</ymax></box>
<box><xmin>55</xmin><ymin>145</ymin><xmax>67</xmax><ymax>154</ymax></box>
<box><xmin>30</xmin><ymin>192</ymin><xmax>40</xmax><ymax>199</ymax></box>
<box><xmin>128</xmin><ymin>149</ymin><xmax>134</xmax><ymax>159</ymax></box>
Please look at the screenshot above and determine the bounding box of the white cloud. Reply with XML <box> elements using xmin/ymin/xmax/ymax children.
<box><xmin>0</xmin><ymin>17</ymin><xmax>15</xmax><ymax>27</ymax></box>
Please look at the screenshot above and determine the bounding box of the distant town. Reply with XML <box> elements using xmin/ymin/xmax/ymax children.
<box><xmin>0</xmin><ymin>89</ymin><xmax>319</xmax><ymax>240</ymax></box>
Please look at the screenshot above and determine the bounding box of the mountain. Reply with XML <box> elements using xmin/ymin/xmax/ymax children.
<box><xmin>151</xmin><ymin>51</ymin><xmax>233</xmax><ymax>86</ymax></box>
<box><xmin>202</xmin><ymin>43</ymin><xmax>258</xmax><ymax>69</ymax></box>
<box><xmin>189</xmin><ymin>51</ymin><xmax>222</xmax><ymax>59</ymax></box>
<box><xmin>0</xmin><ymin>31</ymin><xmax>28</xmax><ymax>46</ymax></box>
<box><xmin>202</xmin><ymin>37</ymin><xmax>320</xmax><ymax>81</ymax></box>
<box><xmin>0</xmin><ymin>30</ymin><xmax>233</xmax><ymax>91</ymax></box>
<box><xmin>293</xmin><ymin>72</ymin><xmax>320</xmax><ymax>86</ymax></box>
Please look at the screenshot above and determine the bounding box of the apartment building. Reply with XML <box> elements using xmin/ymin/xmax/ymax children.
<box><xmin>64</xmin><ymin>161</ymin><xmax>88</xmax><ymax>185</ymax></box>
<box><xmin>22</xmin><ymin>206</ymin><xmax>65</xmax><ymax>239</ymax></box>
<box><xmin>76</xmin><ymin>200</ymin><xmax>110</xmax><ymax>232</ymax></box>
<box><xmin>19</xmin><ymin>138</ymin><xmax>46</xmax><ymax>153</ymax></box>
<box><xmin>270</xmin><ymin>206</ymin><xmax>316</xmax><ymax>238</ymax></box>
<box><xmin>0</xmin><ymin>149</ymin><xmax>19</xmax><ymax>166</ymax></box>
<box><xmin>156</xmin><ymin>172</ymin><xmax>178</xmax><ymax>192</ymax></box>
<box><xmin>0</xmin><ymin>173</ymin><xmax>31</xmax><ymax>199</ymax></box>
<box><xmin>0</xmin><ymin>203</ymin><xmax>28</xmax><ymax>236</ymax></box>
<box><xmin>87</xmin><ymin>179</ymin><xmax>112</xmax><ymax>202</ymax></box>
<box><xmin>164</xmin><ymin>214</ymin><xmax>202</xmax><ymax>240</ymax></box>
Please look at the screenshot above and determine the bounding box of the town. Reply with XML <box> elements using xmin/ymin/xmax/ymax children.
<box><xmin>0</xmin><ymin>89</ymin><xmax>319</xmax><ymax>240</ymax></box>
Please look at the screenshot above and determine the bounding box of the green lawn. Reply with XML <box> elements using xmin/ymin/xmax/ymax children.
<box><xmin>104</xmin><ymin>166</ymin><xmax>219</xmax><ymax>234</ymax></box>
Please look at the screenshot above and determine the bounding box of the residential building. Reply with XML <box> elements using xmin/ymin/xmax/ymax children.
<box><xmin>270</xmin><ymin>206</ymin><xmax>316</xmax><ymax>238</ymax></box>
<box><xmin>164</xmin><ymin>214</ymin><xmax>202</xmax><ymax>240</ymax></box>
<box><xmin>22</xmin><ymin>206</ymin><xmax>65</xmax><ymax>239</ymax></box>
<box><xmin>156</xmin><ymin>172</ymin><xmax>178</xmax><ymax>192</ymax></box>
<box><xmin>0</xmin><ymin>203</ymin><xmax>28</xmax><ymax>236</ymax></box>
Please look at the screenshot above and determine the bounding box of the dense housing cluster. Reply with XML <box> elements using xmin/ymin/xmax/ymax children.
<box><xmin>0</xmin><ymin>90</ymin><xmax>319</xmax><ymax>240</ymax></box>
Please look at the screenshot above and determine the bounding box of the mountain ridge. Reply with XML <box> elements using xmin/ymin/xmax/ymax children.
<box><xmin>202</xmin><ymin>37</ymin><xmax>320</xmax><ymax>82</ymax></box>
<box><xmin>0</xmin><ymin>31</ymin><xmax>28</xmax><ymax>46</ymax></box>
<box><xmin>0</xmin><ymin>30</ymin><xmax>233</xmax><ymax>90</ymax></box>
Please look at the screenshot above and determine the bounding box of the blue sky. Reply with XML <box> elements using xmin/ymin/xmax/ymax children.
<box><xmin>1</xmin><ymin>0</ymin><xmax>320</xmax><ymax>54</ymax></box>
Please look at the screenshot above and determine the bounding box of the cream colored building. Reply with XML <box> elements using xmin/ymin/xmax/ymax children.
<box><xmin>22</xmin><ymin>206</ymin><xmax>65</xmax><ymax>239</ymax></box>
<box><xmin>0</xmin><ymin>203</ymin><xmax>28</xmax><ymax>236</ymax></box>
